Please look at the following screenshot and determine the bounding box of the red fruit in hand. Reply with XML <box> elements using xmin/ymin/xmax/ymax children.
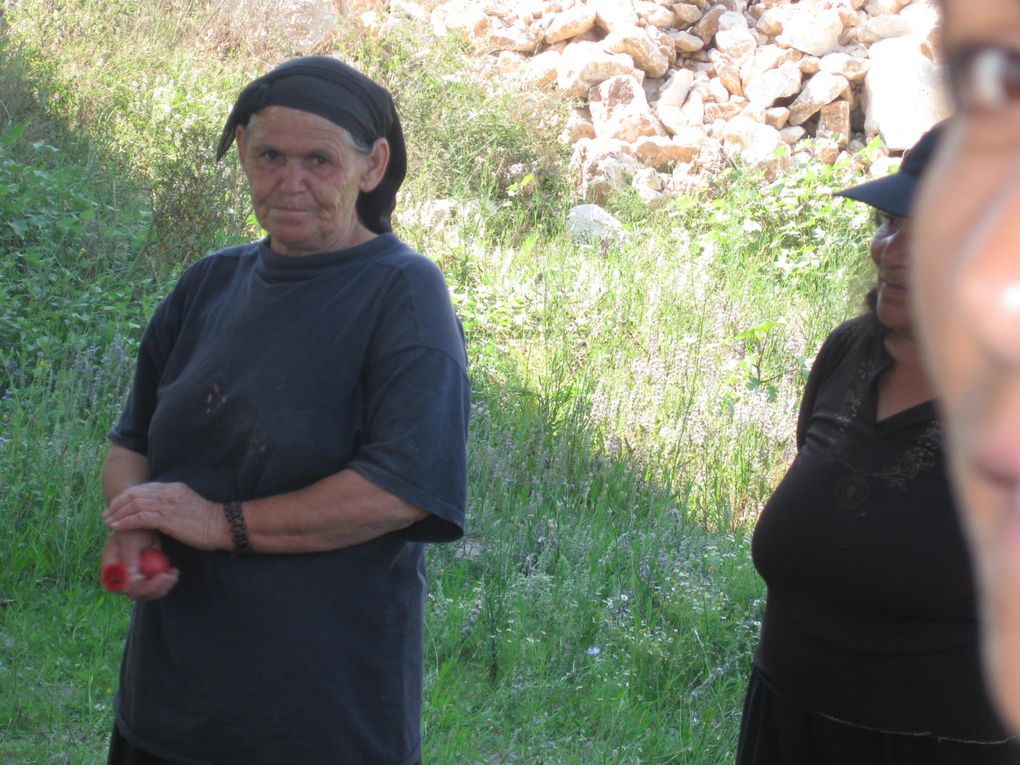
<box><xmin>101</xmin><ymin>563</ymin><xmax>128</xmax><ymax>593</ymax></box>
<box><xmin>139</xmin><ymin>549</ymin><xmax>171</xmax><ymax>578</ymax></box>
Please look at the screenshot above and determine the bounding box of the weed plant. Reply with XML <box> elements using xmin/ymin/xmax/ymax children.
<box><xmin>2</xmin><ymin>3</ymin><xmax>874</xmax><ymax>763</ymax></box>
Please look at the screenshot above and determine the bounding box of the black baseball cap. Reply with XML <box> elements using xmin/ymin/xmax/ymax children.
<box><xmin>835</xmin><ymin>121</ymin><xmax>946</xmax><ymax>218</ymax></box>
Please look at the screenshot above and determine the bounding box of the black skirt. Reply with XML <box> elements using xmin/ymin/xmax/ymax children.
<box><xmin>736</xmin><ymin>668</ymin><xmax>1020</xmax><ymax>765</ymax></box>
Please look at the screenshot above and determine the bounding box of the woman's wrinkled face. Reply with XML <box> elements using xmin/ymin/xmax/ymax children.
<box><xmin>236</xmin><ymin>106</ymin><xmax>388</xmax><ymax>257</ymax></box>
<box><xmin>912</xmin><ymin>0</ymin><xmax>1020</xmax><ymax>732</ymax></box>
<box><xmin>871</xmin><ymin>213</ymin><xmax>914</xmax><ymax>336</ymax></box>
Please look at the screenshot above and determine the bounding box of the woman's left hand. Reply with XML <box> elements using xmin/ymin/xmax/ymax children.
<box><xmin>104</xmin><ymin>482</ymin><xmax>228</xmax><ymax>552</ymax></box>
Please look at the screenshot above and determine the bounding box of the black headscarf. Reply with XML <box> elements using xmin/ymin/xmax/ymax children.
<box><xmin>216</xmin><ymin>56</ymin><xmax>407</xmax><ymax>235</ymax></box>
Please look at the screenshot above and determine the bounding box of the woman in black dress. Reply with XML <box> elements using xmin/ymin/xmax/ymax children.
<box><xmin>737</xmin><ymin>123</ymin><xmax>1018</xmax><ymax>764</ymax></box>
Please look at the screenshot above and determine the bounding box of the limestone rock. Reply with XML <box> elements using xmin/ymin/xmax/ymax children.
<box><xmin>778</xmin><ymin>9</ymin><xmax>843</xmax><ymax>57</ymax></box>
<box><xmin>788</xmin><ymin>71</ymin><xmax>849</xmax><ymax>125</ymax></box>
<box><xmin>816</xmin><ymin>99</ymin><xmax>851</xmax><ymax>146</ymax></box>
<box><xmin>744</xmin><ymin>59</ymin><xmax>802</xmax><ymax>107</ymax></box>
<box><xmin>780</xmin><ymin>125</ymin><xmax>806</xmax><ymax>144</ymax></box>
<box><xmin>544</xmin><ymin>5</ymin><xmax>597</xmax><ymax>43</ymax></box>
<box><xmin>562</xmin><ymin>107</ymin><xmax>597</xmax><ymax>142</ymax></box>
<box><xmin>723</xmin><ymin>116</ymin><xmax>784</xmax><ymax>165</ymax></box>
<box><xmin>863</xmin><ymin>36</ymin><xmax>952</xmax><ymax>150</ymax></box>
<box><xmin>567</xmin><ymin>203</ymin><xmax>625</xmax><ymax>242</ymax></box>
<box><xmin>693</xmin><ymin>5</ymin><xmax>727</xmax><ymax>45</ymax></box>
<box><xmin>865</xmin><ymin>0</ymin><xmax>907</xmax><ymax>15</ymax></box>
<box><xmin>486</xmin><ymin>19</ymin><xmax>545</xmax><ymax>52</ymax></box>
<box><xmin>756</xmin><ymin>7</ymin><xmax>784</xmax><ymax>37</ymax></box>
<box><xmin>858</xmin><ymin>14</ymin><xmax>912</xmax><ymax>44</ymax></box>
<box><xmin>517</xmin><ymin>49</ymin><xmax>561</xmax><ymax>87</ymax></box>
<box><xmin>636</xmin><ymin>0</ymin><xmax>677</xmax><ymax>29</ymax></box>
<box><xmin>715</xmin><ymin>25</ymin><xmax>757</xmax><ymax>62</ymax></box>
<box><xmin>818</xmin><ymin>51</ymin><xmax>870</xmax><ymax>81</ymax></box>
<box><xmin>655</xmin><ymin>68</ymin><xmax>696</xmax><ymax>132</ymax></box>
<box><xmin>670</xmin><ymin>29</ymin><xmax>706</xmax><ymax>53</ymax></box>
<box><xmin>764</xmin><ymin>106</ymin><xmax>790</xmax><ymax>129</ymax></box>
<box><xmin>634</xmin><ymin>134</ymin><xmax>703</xmax><ymax>167</ymax></box>
<box><xmin>672</xmin><ymin>3</ymin><xmax>703</xmax><ymax>27</ymax></box>
<box><xmin>570</xmin><ymin>138</ymin><xmax>642</xmax><ymax>204</ymax></box>
<box><xmin>591</xmin><ymin>0</ymin><xmax>640</xmax><ymax>33</ymax></box>
<box><xmin>710</xmin><ymin>50</ymin><xmax>744</xmax><ymax>96</ymax></box>
<box><xmin>589</xmin><ymin>74</ymin><xmax>667</xmax><ymax>142</ymax></box>
<box><xmin>220</xmin><ymin>0</ymin><xmax>340</xmax><ymax>53</ymax></box>
<box><xmin>557</xmin><ymin>41</ymin><xmax>641</xmax><ymax>97</ymax></box>
<box><xmin>605</xmin><ymin>26</ymin><xmax>671</xmax><ymax>78</ymax></box>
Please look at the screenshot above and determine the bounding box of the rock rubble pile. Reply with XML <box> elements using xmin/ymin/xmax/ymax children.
<box><xmin>429</xmin><ymin>0</ymin><xmax>951</xmax><ymax>204</ymax></box>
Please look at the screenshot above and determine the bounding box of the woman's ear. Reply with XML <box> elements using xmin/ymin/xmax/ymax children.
<box><xmin>359</xmin><ymin>138</ymin><xmax>391</xmax><ymax>193</ymax></box>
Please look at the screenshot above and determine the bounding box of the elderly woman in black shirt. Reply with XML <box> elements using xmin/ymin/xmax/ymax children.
<box><xmin>99</xmin><ymin>57</ymin><xmax>469</xmax><ymax>765</ymax></box>
<box><xmin>737</xmin><ymin>124</ymin><xmax>1018</xmax><ymax>764</ymax></box>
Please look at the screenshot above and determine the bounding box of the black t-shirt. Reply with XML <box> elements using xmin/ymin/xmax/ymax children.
<box><xmin>752</xmin><ymin>317</ymin><xmax>1008</xmax><ymax>741</ymax></box>
<box><xmin>108</xmin><ymin>234</ymin><xmax>469</xmax><ymax>765</ymax></box>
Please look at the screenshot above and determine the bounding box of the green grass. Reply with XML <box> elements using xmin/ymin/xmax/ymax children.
<box><xmin>0</xmin><ymin>2</ymin><xmax>876</xmax><ymax>762</ymax></box>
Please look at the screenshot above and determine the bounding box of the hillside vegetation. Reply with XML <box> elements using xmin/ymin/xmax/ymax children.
<box><xmin>0</xmin><ymin>2</ymin><xmax>876</xmax><ymax>762</ymax></box>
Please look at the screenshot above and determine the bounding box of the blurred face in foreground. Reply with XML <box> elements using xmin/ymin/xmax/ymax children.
<box><xmin>912</xmin><ymin>0</ymin><xmax>1020</xmax><ymax>732</ymax></box>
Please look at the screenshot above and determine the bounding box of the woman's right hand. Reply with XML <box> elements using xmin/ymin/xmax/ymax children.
<box><xmin>101</xmin><ymin>530</ymin><xmax>179</xmax><ymax>600</ymax></box>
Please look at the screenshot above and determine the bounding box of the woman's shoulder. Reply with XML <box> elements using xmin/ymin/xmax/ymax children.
<box><xmin>370</xmin><ymin>235</ymin><xmax>452</xmax><ymax>293</ymax></box>
<box><xmin>816</xmin><ymin>315</ymin><xmax>882</xmax><ymax>362</ymax></box>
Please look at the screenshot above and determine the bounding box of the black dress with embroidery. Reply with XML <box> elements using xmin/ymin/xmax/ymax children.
<box><xmin>751</xmin><ymin>316</ymin><xmax>1008</xmax><ymax>741</ymax></box>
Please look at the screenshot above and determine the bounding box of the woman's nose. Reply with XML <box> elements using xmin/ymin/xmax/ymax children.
<box><xmin>279</xmin><ymin>161</ymin><xmax>306</xmax><ymax>191</ymax></box>
<box><xmin>956</xmin><ymin>182</ymin><xmax>1020</xmax><ymax>364</ymax></box>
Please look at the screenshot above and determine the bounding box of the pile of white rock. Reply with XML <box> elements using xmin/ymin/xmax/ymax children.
<box><xmin>429</xmin><ymin>0</ymin><xmax>951</xmax><ymax>205</ymax></box>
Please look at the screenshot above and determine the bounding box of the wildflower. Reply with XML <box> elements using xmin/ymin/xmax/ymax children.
<box><xmin>586</xmin><ymin>646</ymin><xmax>600</xmax><ymax>657</ymax></box>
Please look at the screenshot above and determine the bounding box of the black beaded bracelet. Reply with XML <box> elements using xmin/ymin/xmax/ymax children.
<box><xmin>224</xmin><ymin>500</ymin><xmax>253</xmax><ymax>555</ymax></box>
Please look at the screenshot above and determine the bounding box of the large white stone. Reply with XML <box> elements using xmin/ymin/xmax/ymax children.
<box><xmin>604</xmin><ymin>26</ymin><xmax>671</xmax><ymax>78</ymax></box>
<box><xmin>557</xmin><ymin>41</ymin><xmax>642</xmax><ymax>97</ymax></box>
<box><xmin>717</xmin><ymin>10</ymin><xmax>749</xmax><ymax>32</ymax></box>
<box><xmin>672</xmin><ymin>3</ymin><xmax>704</xmax><ymax>27</ymax></box>
<box><xmin>634</xmin><ymin>134</ymin><xmax>703</xmax><ymax>167</ymax></box>
<box><xmin>589</xmin><ymin>74</ymin><xmax>667</xmax><ymax>142</ymax></box>
<box><xmin>636</xmin><ymin>0</ymin><xmax>677</xmax><ymax>29</ymax></box>
<box><xmin>591</xmin><ymin>0</ymin><xmax>640</xmax><ymax>33</ymax></box>
<box><xmin>863</xmin><ymin>36</ymin><xmax>952</xmax><ymax>150</ymax></box>
<box><xmin>220</xmin><ymin>0</ymin><xmax>340</xmax><ymax>52</ymax></box>
<box><xmin>722</xmin><ymin>116</ymin><xmax>784</xmax><ymax>165</ymax></box>
<box><xmin>670</xmin><ymin>29</ymin><xmax>706</xmax><ymax>53</ymax></box>
<box><xmin>858</xmin><ymin>14</ymin><xmax>912</xmax><ymax>44</ymax></box>
<box><xmin>518</xmin><ymin>49</ymin><xmax>561</xmax><ymax>88</ymax></box>
<box><xmin>778</xmin><ymin>9</ymin><xmax>843</xmax><ymax>57</ymax></box>
<box><xmin>654</xmin><ymin>68</ymin><xmax>696</xmax><ymax>133</ymax></box>
<box><xmin>485</xmin><ymin>19</ymin><xmax>544</xmax><ymax>53</ymax></box>
<box><xmin>567</xmin><ymin>203</ymin><xmax>625</xmax><ymax>242</ymax></box>
<box><xmin>818</xmin><ymin>51</ymin><xmax>870</xmax><ymax>81</ymax></box>
<box><xmin>788</xmin><ymin>71</ymin><xmax>849</xmax><ymax>125</ymax></box>
<box><xmin>570</xmin><ymin>138</ymin><xmax>642</xmax><ymax>204</ymax></box>
<box><xmin>544</xmin><ymin>5</ymin><xmax>598</xmax><ymax>44</ymax></box>
<box><xmin>756</xmin><ymin>7</ymin><xmax>785</xmax><ymax>37</ymax></box>
<box><xmin>865</xmin><ymin>0</ymin><xmax>907</xmax><ymax>15</ymax></box>
<box><xmin>744</xmin><ymin>59</ymin><xmax>802</xmax><ymax>107</ymax></box>
<box><xmin>715</xmin><ymin>25</ymin><xmax>757</xmax><ymax>62</ymax></box>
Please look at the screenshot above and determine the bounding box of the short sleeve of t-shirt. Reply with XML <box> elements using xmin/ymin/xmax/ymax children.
<box><xmin>347</xmin><ymin>255</ymin><xmax>470</xmax><ymax>542</ymax></box>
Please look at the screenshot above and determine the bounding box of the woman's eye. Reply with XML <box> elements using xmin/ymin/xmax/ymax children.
<box><xmin>950</xmin><ymin>45</ymin><xmax>1020</xmax><ymax>111</ymax></box>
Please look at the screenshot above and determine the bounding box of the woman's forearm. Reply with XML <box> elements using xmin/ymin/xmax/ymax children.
<box><xmin>103</xmin><ymin>467</ymin><xmax>428</xmax><ymax>554</ymax></box>
<box><xmin>241</xmin><ymin>469</ymin><xmax>428</xmax><ymax>553</ymax></box>
<box><xmin>101</xmin><ymin>445</ymin><xmax>151</xmax><ymax>504</ymax></box>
